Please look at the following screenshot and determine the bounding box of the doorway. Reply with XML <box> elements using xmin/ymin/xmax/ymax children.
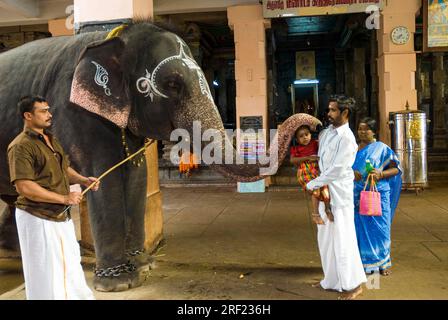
<box><xmin>290</xmin><ymin>80</ymin><xmax>319</xmax><ymax>116</ymax></box>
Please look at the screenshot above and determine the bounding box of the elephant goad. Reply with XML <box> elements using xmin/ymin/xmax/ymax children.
<box><xmin>0</xmin><ymin>21</ymin><xmax>321</xmax><ymax>292</ymax></box>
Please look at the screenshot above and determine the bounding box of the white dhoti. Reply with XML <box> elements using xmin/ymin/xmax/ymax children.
<box><xmin>317</xmin><ymin>202</ymin><xmax>367</xmax><ymax>292</ymax></box>
<box><xmin>15</xmin><ymin>208</ymin><xmax>95</xmax><ymax>300</ymax></box>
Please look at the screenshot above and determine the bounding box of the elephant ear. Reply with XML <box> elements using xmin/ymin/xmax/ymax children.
<box><xmin>70</xmin><ymin>37</ymin><xmax>130</xmax><ymax>128</ymax></box>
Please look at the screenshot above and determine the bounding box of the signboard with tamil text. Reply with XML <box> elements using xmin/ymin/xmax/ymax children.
<box><xmin>239</xmin><ymin>116</ymin><xmax>265</xmax><ymax>161</ymax></box>
<box><xmin>262</xmin><ymin>0</ymin><xmax>384</xmax><ymax>18</ymax></box>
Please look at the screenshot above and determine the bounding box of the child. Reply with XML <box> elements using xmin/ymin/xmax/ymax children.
<box><xmin>290</xmin><ymin>125</ymin><xmax>334</xmax><ymax>225</ymax></box>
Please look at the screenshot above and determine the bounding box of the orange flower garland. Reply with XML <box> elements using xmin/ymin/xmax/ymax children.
<box><xmin>179</xmin><ymin>152</ymin><xmax>199</xmax><ymax>176</ymax></box>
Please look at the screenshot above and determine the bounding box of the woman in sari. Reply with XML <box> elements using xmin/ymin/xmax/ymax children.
<box><xmin>353</xmin><ymin>118</ymin><xmax>402</xmax><ymax>276</ymax></box>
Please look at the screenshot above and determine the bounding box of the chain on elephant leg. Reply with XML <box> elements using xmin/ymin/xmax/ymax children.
<box><xmin>126</xmin><ymin>248</ymin><xmax>155</xmax><ymax>277</ymax></box>
<box><xmin>93</xmin><ymin>261</ymin><xmax>145</xmax><ymax>292</ymax></box>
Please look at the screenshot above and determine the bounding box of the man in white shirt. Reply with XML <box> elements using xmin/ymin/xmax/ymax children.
<box><xmin>306</xmin><ymin>95</ymin><xmax>366</xmax><ymax>300</ymax></box>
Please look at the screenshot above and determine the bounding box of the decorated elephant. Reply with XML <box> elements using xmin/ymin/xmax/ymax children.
<box><xmin>0</xmin><ymin>20</ymin><xmax>321</xmax><ymax>292</ymax></box>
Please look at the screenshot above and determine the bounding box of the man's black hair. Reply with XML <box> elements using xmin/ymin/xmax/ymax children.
<box><xmin>18</xmin><ymin>95</ymin><xmax>47</xmax><ymax>119</ymax></box>
<box><xmin>328</xmin><ymin>95</ymin><xmax>356</xmax><ymax>117</ymax></box>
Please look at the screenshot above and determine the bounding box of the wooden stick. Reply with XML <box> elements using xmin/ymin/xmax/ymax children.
<box><xmin>81</xmin><ymin>139</ymin><xmax>155</xmax><ymax>196</ymax></box>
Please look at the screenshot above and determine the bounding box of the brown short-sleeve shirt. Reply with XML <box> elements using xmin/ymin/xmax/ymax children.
<box><xmin>7</xmin><ymin>128</ymin><xmax>71</xmax><ymax>222</ymax></box>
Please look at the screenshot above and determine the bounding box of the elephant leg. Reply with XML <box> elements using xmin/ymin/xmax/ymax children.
<box><xmin>86</xmin><ymin>168</ymin><xmax>142</xmax><ymax>292</ymax></box>
<box><xmin>123</xmin><ymin>160</ymin><xmax>154</xmax><ymax>274</ymax></box>
<box><xmin>0</xmin><ymin>195</ymin><xmax>20</xmax><ymax>254</ymax></box>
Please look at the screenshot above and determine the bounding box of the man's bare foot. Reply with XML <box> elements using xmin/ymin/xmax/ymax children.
<box><xmin>325</xmin><ymin>208</ymin><xmax>334</xmax><ymax>222</ymax></box>
<box><xmin>312</xmin><ymin>215</ymin><xmax>325</xmax><ymax>225</ymax></box>
<box><xmin>380</xmin><ymin>269</ymin><xmax>392</xmax><ymax>276</ymax></box>
<box><xmin>338</xmin><ymin>285</ymin><xmax>363</xmax><ymax>300</ymax></box>
<box><xmin>311</xmin><ymin>281</ymin><xmax>324</xmax><ymax>289</ymax></box>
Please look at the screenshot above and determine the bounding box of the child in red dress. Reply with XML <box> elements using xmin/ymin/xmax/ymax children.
<box><xmin>290</xmin><ymin>125</ymin><xmax>334</xmax><ymax>225</ymax></box>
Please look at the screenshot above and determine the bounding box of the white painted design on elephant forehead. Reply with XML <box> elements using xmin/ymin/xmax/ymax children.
<box><xmin>91</xmin><ymin>61</ymin><xmax>111</xmax><ymax>96</ymax></box>
<box><xmin>197</xmin><ymin>70</ymin><xmax>213</xmax><ymax>102</ymax></box>
<box><xmin>136</xmin><ymin>69</ymin><xmax>168</xmax><ymax>102</ymax></box>
<box><xmin>174</xmin><ymin>37</ymin><xmax>213</xmax><ymax>102</ymax></box>
<box><xmin>136</xmin><ymin>35</ymin><xmax>213</xmax><ymax>102</ymax></box>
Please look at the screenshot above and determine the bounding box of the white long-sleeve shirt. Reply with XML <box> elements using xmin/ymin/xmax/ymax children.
<box><xmin>306</xmin><ymin>123</ymin><xmax>358</xmax><ymax>208</ymax></box>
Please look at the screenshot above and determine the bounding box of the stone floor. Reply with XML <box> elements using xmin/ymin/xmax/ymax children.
<box><xmin>1</xmin><ymin>182</ymin><xmax>448</xmax><ymax>300</ymax></box>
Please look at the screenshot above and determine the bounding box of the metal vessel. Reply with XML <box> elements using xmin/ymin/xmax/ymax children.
<box><xmin>389</xmin><ymin>102</ymin><xmax>428</xmax><ymax>191</ymax></box>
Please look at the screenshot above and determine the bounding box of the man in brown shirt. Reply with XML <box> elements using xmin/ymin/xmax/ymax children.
<box><xmin>7</xmin><ymin>95</ymin><xmax>100</xmax><ymax>300</ymax></box>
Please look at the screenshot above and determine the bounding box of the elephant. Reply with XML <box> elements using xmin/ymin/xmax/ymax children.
<box><xmin>0</xmin><ymin>20</ymin><xmax>321</xmax><ymax>292</ymax></box>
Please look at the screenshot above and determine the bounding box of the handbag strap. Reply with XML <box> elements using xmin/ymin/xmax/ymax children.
<box><xmin>363</xmin><ymin>174</ymin><xmax>372</xmax><ymax>191</ymax></box>
<box><xmin>363</xmin><ymin>173</ymin><xmax>378</xmax><ymax>192</ymax></box>
<box><xmin>370</xmin><ymin>175</ymin><xmax>378</xmax><ymax>192</ymax></box>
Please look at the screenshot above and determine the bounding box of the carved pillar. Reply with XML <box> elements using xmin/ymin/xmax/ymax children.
<box><xmin>353</xmin><ymin>47</ymin><xmax>367</xmax><ymax>129</ymax></box>
<box><xmin>185</xmin><ymin>23</ymin><xmax>203</xmax><ymax>65</ymax></box>
<box><xmin>370</xmin><ymin>31</ymin><xmax>379</xmax><ymax>122</ymax></box>
<box><xmin>431</xmin><ymin>53</ymin><xmax>447</xmax><ymax>150</ymax></box>
<box><xmin>144</xmin><ymin>143</ymin><xmax>163</xmax><ymax>252</ymax></box>
<box><xmin>335</xmin><ymin>50</ymin><xmax>345</xmax><ymax>94</ymax></box>
<box><xmin>218</xmin><ymin>63</ymin><xmax>228</xmax><ymax>123</ymax></box>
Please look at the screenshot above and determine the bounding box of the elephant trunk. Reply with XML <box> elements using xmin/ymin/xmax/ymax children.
<box><xmin>173</xmin><ymin>85</ymin><xmax>321</xmax><ymax>182</ymax></box>
<box><xmin>211</xmin><ymin>113</ymin><xmax>320</xmax><ymax>182</ymax></box>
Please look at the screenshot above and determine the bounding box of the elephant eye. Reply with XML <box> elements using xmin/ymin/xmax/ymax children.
<box><xmin>167</xmin><ymin>81</ymin><xmax>178</xmax><ymax>89</ymax></box>
<box><xmin>164</xmin><ymin>79</ymin><xmax>182</xmax><ymax>95</ymax></box>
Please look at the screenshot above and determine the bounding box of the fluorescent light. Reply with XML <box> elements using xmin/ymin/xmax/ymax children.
<box><xmin>294</xmin><ymin>79</ymin><xmax>319</xmax><ymax>85</ymax></box>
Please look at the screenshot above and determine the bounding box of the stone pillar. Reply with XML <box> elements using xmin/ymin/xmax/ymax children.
<box><xmin>218</xmin><ymin>64</ymin><xmax>228</xmax><ymax>123</ymax></box>
<box><xmin>228</xmin><ymin>4</ymin><xmax>270</xmax><ymax>192</ymax></box>
<box><xmin>431</xmin><ymin>53</ymin><xmax>447</xmax><ymax>150</ymax></box>
<box><xmin>48</xmin><ymin>18</ymin><xmax>73</xmax><ymax>36</ymax></box>
<box><xmin>74</xmin><ymin>0</ymin><xmax>153</xmax><ymax>28</ymax></box>
<box><xmin>345</xmin><ymin>50</ymin><xmax>355</xmax><ymax>98</ymax></box>
<box><xmin>185</xmin><ymin>23</ymin><xmax>202</xmax><ymax>65</ymax></box>
<box><xmin>377</xmin><ymin>0</ymin><xmax>421</xmax><ymax>145</ymax></box>
<box><xmin>144</xmin><ymin>142</ymin><xmax>163</xmax><ymax>252</ymax></box>
<box><xmin>74</xmin><ymin>0</ymin><xmax>163</xmax><ymax>253</ymax></box>
<box><xmin>335</xmin><ymin>50</ymin><xmax>345</xmax><ymax>94</ymax></box>
<box><xmin>370</xmin><ymin>31</ymin><xmax>379</xmax><ymax>122</ymax></box>
<box><xmin>353</xmin><ymin>47</ymin><xmax>367</xmax><ymax>129</ymax></box>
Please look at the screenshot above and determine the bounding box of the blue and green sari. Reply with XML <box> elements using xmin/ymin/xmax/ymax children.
<box><xmin>353</xmin><ymin>141</ymin><xmax>402</xmax><ymax>273</ymax></box>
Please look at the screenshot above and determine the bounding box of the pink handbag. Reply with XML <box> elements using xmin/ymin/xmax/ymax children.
<box><xmin>359</xmin><ymin>174</ymin><xmax>382</xmax><ymax>216</ymax></box>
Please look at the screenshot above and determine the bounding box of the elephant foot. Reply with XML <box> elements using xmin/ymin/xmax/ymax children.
<box><xmin>127</xmin><ymin>249</ymin><xmax>156</xmax><ymax>276</ymax></box>
<box><xmin>93</xmin><ymin>262</ymin><xmax>146</xmax><ymax>292</ymax></box>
